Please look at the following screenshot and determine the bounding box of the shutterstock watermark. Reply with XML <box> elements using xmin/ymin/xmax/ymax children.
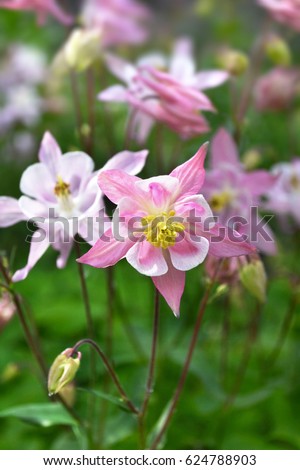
<box><xmin>25</xmin><ymin>207</ymin><xmax>274</xmax><ymax>246</ymax></box>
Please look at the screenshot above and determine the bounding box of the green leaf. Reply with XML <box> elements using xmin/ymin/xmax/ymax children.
<box><xmin>147</xmin><ymin>400</ymin><xmax>172</xmax><ymax>449</ymax></box>
<box><xmin>0</xmin><ymin>403</ymin><xmax>77</xmax><ymax>428</ymax></box>
<box><xmin>77</xmin><ymin>387</ymin><xmax>129</xmax><ymax>412</ymax></box>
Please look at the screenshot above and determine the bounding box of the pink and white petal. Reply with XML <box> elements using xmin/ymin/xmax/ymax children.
<box><xmin>131</xmin><ymin>112</ymin><xmax>154</xmax><ymax>144</ymax></box>
<box><xmin>38</xmin><ymin>131</ymin><xmax>61</xmax><ymax>177</ymax></box>
<box><xmin>98</xmin><ymin>85</ymin><xmax>128</xmax><ymax>103</ymax></box>
<box><xmin>126</xmin><ymin>241</ymin><xmax>168</xmax><ymax>276</ymax></box>
<box><xmin>104</xmin><ymin>53</ymin><xmax>137</xmax><ymax>83</ymax></box>
<box><xmin>200</xmin><ymin>223</ymin><xmax>256</xmax><ymax>257</ymax></box>
<box><xmin>77</xmin><ymin>228</ymin><xmax>134</xmax><ymax>268</ymax></box>
<box><xmin>152</xmin><ymin>254</ymin><xmax>185</xmax><ymax>317</ymax></box>
<box><xmin>101</xmin><ymin>149</ymin><xmax>148</xmax><ymax>175</ymax></box>
<box><xmin>193</xmin><ymin>71</ymin><xmax>229</xmax><ymax>90</ymax></box>
<box><xmin>170</xmin><ymin>142</ymin><xmax>208</xmax><ymax>197</ymax></box>
<box><xmin>169</xmin><ymin>235</ymin><xmax>209</xmax><ymax>271</ymax></box>
<box><xmin>0</xmin><ymin>197</ymin><xmax>27</xmax><ymax>227</ymax></box>
<box><xmin>55</xmin><ymin>240</ymin><xmax>74</xmax><ymax>269</ymax></box>
<box><xmin>98</xmin><ymin>170</ymin><xmax>142</xmax><ymax>205</ymax></box>
<box><xmin>175</xmin><ymin>194</ymin><xmax>214</xmax><ymax>221</ymax></box>
<box><xmin>78</xmin><ymin>211</ymin><xmax>110</xmax><ymax>246</ymax></box>
<box><xmin>169</xmin><ymin>38</ymin><xmax>195</xmax><ymax>82</ymax></box>
<box><xmin>211</xmin><ymin>128</ymin><xmax>241</xmax><ymax>170</ymax></box>
<box><xmin>45</xmin><ymin>0</ymin><xmax>74</xmax><ymax>25</ymax></box>
<box><xmin>20</xmin><ymin>163</ymin><xmax>56</xmax><ymax>202</ymax></box>
<box><xmin>12</xmin><ymin>229</ymin><xmax>50</xmax><ymax>282</ymax></box>
<box><xmin>58</xmin><ymin>152</ymin><xmax>94</xmax><ymax>194</ymax></box>
<box><xmin>19</xmin><ymin>196</ymin><xmax>48</xmax><ymax>219</ymax></box>
<box><xmin>135</xmin><ymin>175</ymin><xmax>179</xmax><ymax>210</ymax></box>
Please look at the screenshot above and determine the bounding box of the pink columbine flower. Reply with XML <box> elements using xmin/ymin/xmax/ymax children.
<box><xmin>264</xmin><ymin>158</ymin><xmax>300</xmax><ymax>225</ymax></box>
<box><xmin>0</xmin><ymin>132</ymin><xmax>148</xmax><ymax>282</ymax></box>
<box><xmin>257</xmin><ymin>0</ymin><xmax>300</xmax><ymax>31</ymax></box>
<box><xmin>99</xmin><ymin>38</ymin><xmax>228</xmax><ymax>143</ymax></box>
<box><xmin>202</xmin><ymin>128</ymin><xmax>277</xmax><ymax>255</ymax></box>
<box><xmin>253</xmin><ymin>68</ymin><xmax>300</xmax><ymax>112</ymax></box>
<box><xmin>78</xmin><ymin>143</ymin><xmax>255</xmax><ymax>316</ymax></box>
<box><xmin>0</xmin><ymin>0</ymin><xmax>73</xmax><ymax>25</ymax></box>
<box><xmin>80</xmin><ymin>0</ymin><xmax>150</xmax><ymax>48</ymax></box>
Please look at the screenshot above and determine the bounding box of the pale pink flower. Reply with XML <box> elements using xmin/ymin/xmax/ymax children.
<box><xmin>257</xmin><ymin>0</ymin><xmax>300</xmax><ymax>31</ymax></box>
<box><xmin>99</xmin><ymin>38</ymin><xmax>228</xmax><ymax>143</ymax></box>
<box><xmin>0</xmin><ymin>0</ymin><xmax>73</xmax><ymax>25</ymax></box>
<box><xmin>264</xmin><ymin>158</ymin><xmax>300</xmax><ymax>225</ymax></box>
<box><xmin>202</xmin><ymin>128</ymin><xmax>277</xmax><ymax>255</ymax></box>
<box><xmin>253</xmin><ymin>68</ymin><xmax>300</xmax><ymax>111</ymax></box>
<box><xmin>0</xmin><ymin>132</ymin><xmax>148</xmax><ymax>282</ymax></box>
<box><xmin>0</xmin><ymin>291</ymin><xmax>15</xmax><ymax>330</ymax></box>
<box><xmin>78</xmin><ymin>143</ymin><xmax>255</xmax><ymax>316</ymax></box>
<box><xmin>81</xmin><ymin>0</ymin><xmax>150</xmax><ymax>48</ymax></box>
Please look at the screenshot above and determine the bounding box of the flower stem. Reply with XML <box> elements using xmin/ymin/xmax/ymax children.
<box><xmin>86</xmin><ymin>68</ymin><xmax>96</xmax><ymax>156</ymax></box>
<box><xmin>70</xmin><ymin>70</ymin><xmax>85</xmax><ymax>149</ymax></box>
<box><xmin>138</xmin><ymin>288</ymin><xmax>160</xmax><ymax>449</ymax></box>
<box><xmin>150</xmin><ymin>260</ymin><xmax>223</xmax><ymax>449</ymax></box>
<box><xmin>71</xmin><ymin>338</ymin><xmax>139</xmax><ymax>415</ymax></box>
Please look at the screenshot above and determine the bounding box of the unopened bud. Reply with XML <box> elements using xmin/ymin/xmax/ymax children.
<box><xmin>195</xmin><ymin>0</ymin><xmax>215</xmax><ymax>16</ymax></box>
<box><xmin>52</xmin><ymin>28</ymin><xmax>102</xmax><ymax>76</ymax></box>
<box><xmin>0</xmin><ymin>290</ymin><xmax>15</xmax><ymax>330</ymax></box>
<box><xmin>217</xmin><ymin>49</ymin><xmax>249</xmax><ymax>76</ymax></box>
<box><xmin>48</xmin><ymin>348</ymin><xmax>81</xmax><ymax>396</ymax></box>
<box><xmin>265</xmin><ymin>35</ymin><xmax>291</xmax><ymax>67</ymax></box>
<box><xmin>242</xmin><ymin>149</ymin><xmax>262</xmax><ymax>170</ymax></box>
<box><xmin>239</xmin><ymin>259</ymin><xmax>267</xmax><ymax>303</ymax></box>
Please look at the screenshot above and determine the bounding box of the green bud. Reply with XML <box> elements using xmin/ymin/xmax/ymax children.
<box><xmin>48</xmin><ymin>348</ymin><xmax>81</xmax><ymax>396</ymax></box>
<box><xmin>239</xmin><ymin>259</ymin><xmax>267</xmax><ymax>303</ymax></box>
<box><xmin>195</xmin><ymin>0</ymin><xmax>215</xmax><ymax>16</ymax></box>
<box><xmin>242</xmin><ymin>149</ymin><xmax>262</xmax><ymax>170</ymax></box>
<box><xmin>265</xmin><ymin>35</ymin><xmax>291</xmax><ymax>67</ymax></box>
<box><xmin>217</xmin><ymin>49</ymin><xmax>249</xmax><ymax>76</ymax></box>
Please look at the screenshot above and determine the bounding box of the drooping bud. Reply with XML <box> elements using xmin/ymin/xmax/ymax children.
<box><xmin>48</xmin><ymin>348</ymin><xmax>81</xmax><ymax>396</ymax></box>
<box><xmin>0</xmin><ymin>290</ymin><xmax>15</xmax><ymax>330</ymax></box>
<box><xmin>52</xmin><ymin>28</ymin><xmax>102</xmax><ymax>76</ymax></box>
<box><xmin>239</xmin><ymin>257</ymin><xmax>267</xmax><ymax>303</ymax></box>
<box><xmin>217</xmin><ymin>49</ymin><xmax>249</xmax><ymax>76</ymax></box>
<box><xmin>265</xmin><ymin>35</ymin><xmax>291</xmax><ymax>67</ymax></box>
<box><xmin>242</xmin><ymin>149</ymin><xmax>262</xmax><ymax>170</ymax></box>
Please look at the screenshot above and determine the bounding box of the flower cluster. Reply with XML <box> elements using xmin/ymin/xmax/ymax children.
<box><xmin>0</xmin><ymin>0</ymin><xmax>73</xmax><ymax>25</ymax></box>
<box><xmin>258</xmin><ymin>0</ymin><xmax>300</xmax><ymax>31</ymax></box>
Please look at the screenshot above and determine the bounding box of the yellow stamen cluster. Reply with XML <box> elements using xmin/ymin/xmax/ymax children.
<box><xmin>290</xmin><ymin>173</ymin><xmax>300</xmax><ymax>190</ymax></box>
<box><xmin>54</xmin><ymin>176</ymin><xmax>71</xmax><ymax>198</ymax></box>
<box><xmin>141</xmin><ymin>210</ymin><xmax>185</xmax><ymax>249</ymax></box>
<box><xmin>210</xmin><ymin>191</ymin><xmax>233</xmax><ymax>212</ymax></box>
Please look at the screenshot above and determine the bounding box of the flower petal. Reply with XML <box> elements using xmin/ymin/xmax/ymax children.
<box><xmin>98</xmin><ymin>85</ymin><xmax>129</xmax><ymax>103</ymax></box>
<box><xmin>98</xmin><ymin>170</ymin><xmax>142</xmax><ymax>205</ymax></box>
<box><xmin>0</xmin><ymin>197</ymin><xmax>26</xmax><ymax>227</ymax></box>
<box><xmin>152</xmin><ymin>253</ymin><xmax>185</xmax><ymax>317</ymax></box>
<box><xmin>211</xmin><ymin>128</ymin><xmax>241</xmax><ymax>169</ymax></box>
<box><xmin>126</xmin><ymin>240</ymin><xmax>168</xmax><ymax>276</ymax></box>
<box><xmin>101</xmin><ymin>149</ymin><xmax>148</xmax><ymax>175</ymax></box>
<box><xmin>12</xmin><ymin>229</ymin><xmax>50</xmax><ymax>282</ymax></box>
<box><xmin>200</xmin><ymin>223</ymin><xmax>256</xmax><ymax>257</ymax></box>
<box><xmin>170</xmin><ymin>142</ymin><xmax>208</xmax><ymax>197</ymax></box>
<box><xmin>38</xmin><ymin>131</ymin><xmax>61</xmax><ymax>178</ymax></box>
<box><xmin>20</xmin><ymin>162</ymin><xmax>56</xmax><ymax>203</ymax></box>
<box><xmin>169</xmin><ymin>235</ymin><xmax>209</xmax><ymax>271</ymax></box>
<box><xmin>77</xmin><ymin>228</ymin><xmax>134</xmax><ymax>268</ymax></box>
<box><xmin>58</xmin><ymin>151</ymin><xmax>94</xmax><ymax>195</ymax></box>
<box><xmin>193</xmin><ymin>71</ymin><xmax>229</xmax><ymax>90</ymax></box>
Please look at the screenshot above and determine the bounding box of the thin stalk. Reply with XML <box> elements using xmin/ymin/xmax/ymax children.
<box><xmin>150</xmin><ymin>260</ymin><xmax>223</xmax><ymax>449</ymax></box>
<box><xmin>71</xmin><ymin>339</ymin><xmax>139</xmax><ymax>415</ymax></box>
<box><xmin>220</xmin><ymin>295</ymin><xmax>231</xmax><ymax>386</ymax></box>
<box><xmin>74</xmin><ymin>243</ymin><xmax>94</xmax><ymax>339</ymax></box>
<box><xmin>86</xmin><ymin>68</ymin><xmax>96</xmax><ymax>156</ymax></box>
<box><xmin>70</xmin><ymin>70</ymin><xmax>85</xmax><ymax>149</ymax></box>
<box><xmin>138</xmin><ymin>288</ymin><xmax>160</xmax><ymax>449</ymax></box>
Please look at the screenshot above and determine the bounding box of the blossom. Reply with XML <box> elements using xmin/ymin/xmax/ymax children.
<box><xmin>202</xmin><ymin>128</ymin><xmax>277</xmax><ymax>254</ymax></box>
<box><xmin>264</xmin><ymin>158</ymin><xmax>300</xmax><ymax>225</ymax></box>
<box><xmin>80</xmin><ymin>0</ymin><xmax>150</xmax><ymax>48</ymax></box>
<box><xmin>253</xmin><ymin>68</ymin><xmax>300</xmax><ymax>112</ymax></box>
<box><xmin>78</xmin><ymin>143</ymin><xmax>255</xmax><ymax>316</ymax></box>
<box><xmin>0</xmin><ymin>132</ymin><xmax>148</xmax><ymax>282</ymax></box>
<box><xmin>257</xmin><ymin>0</ymin><xmax>300</xmax><ymax>31</ymax></box>
<box><xmin>0</xmin><ymin>0</ymin><xmax>73</xmax><ymax>25</ymax></box>
<box><xmin>99</xmin><ymin>38</ymin><xmax>228</xmax><ymax>143</ymax></box>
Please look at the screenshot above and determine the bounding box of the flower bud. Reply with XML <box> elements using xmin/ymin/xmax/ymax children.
<box><xmin>239</xmin><ymin>258</ymin><xmax>267</xmax><ymax>303</ymax></box>
<box><xmin>217</xmin><ymin>49</ymin><xmax>249</xmax><ymax>76</ymax></box>
<box><xmin>48</xmin><ymin>348</ymin><xmax>81</xmax><ymax>396</ymax></box>
<box><xmin>0</xmin><ymin>290</ymin><xmax>15</xmax><ymax>330</ymax></box>
<box><xmin>195</xmin><ymin>0</ymin><xmax>215</xmax><ymax>16</ymax></box>
<box><xmin>52</xmin><ymin>28</ymin><xmax>102</xmax><ymax>76</ymax></box>
<box><xmin>265</xmin><ymin>35</ymin><xmax>291</xmax><ymax>67</ymax></box>
<box><xmin>242</xmin><ymin>149</ymin><xmax>262</xmax><ymax>170</ymax></box>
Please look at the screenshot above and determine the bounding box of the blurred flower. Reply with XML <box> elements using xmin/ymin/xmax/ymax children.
<box><xmin>205</xmin><ymin>254</ymin><xmax>247</xmax><ymax>286</ymax></box>
<box><xmin>78</xmin><ymin>143</ymin><xmax>254</xmax><ymax>316</ymax></box>
<box><xmin>253</xmin><ymin>68</ymin><xmax>300</xmax><ymax>111</ymax></box>
<box><xmin>80</xmin><ymin>0</ymin><xmax>150</xmax><ymax>48</ymax></box>
<box><xmin>257</xmin><ymin>0</ymin><xmax>300</xmax><ymax>31</ymax></box>
<box><xmin>202</xmin><ymin>128</ymin><xmax>277</xmax><ymax>254</ymax></box>
<box><xmin>100</xmin><ymin>38</ymin><xmax>228</xmax><ymax>143</ymax></box>
<box><xmin>0</xmin><ymin>132</ymin><xmax>148</xmax><ymax>281</ymax></box>
<box><xmin>216</xmin><ymin>48</ymin><xmax>249</xmax><ymax>77</ymax></box>
<box><xmin>0</xmin><ymin>0</ymin><xmax>73</xmax><ymax>25</ymax></box>
<box><xmin>48</xmin><ymin>348</ymin><xmax>81</xmax><ymax>396</ymax></box>
<box><xmin>51</xmin><ymin>28</ymin><xmax>102</xmax><ymax>76</ymax></box>
<box><xmin>264</xmin><ymin>158</ymin><xmax>300</xmax><ymax>225</ymax></box>
<box><xmin>0</xmin><ymin>291</ymin><xmax>15</xmax><ymax>330</ymax></box>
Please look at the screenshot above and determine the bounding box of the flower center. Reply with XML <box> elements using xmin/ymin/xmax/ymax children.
<box><xmin>54</xmin><ymin>176</ymin><xmax>74</xmax><ymax>214</ymax></box>
<box><xmin>290</xmin><ymin>173</ymin><xmax>300</xmax><ymax>191</ymax></box>
<box><xmin>210</xmin><ymin>190</ymin><xmax>233</xmax><ymax>212</ymax></box>
<box><xmin>141</xmin><ymin>210</ymin><xmax>185</xmax><ymax>249</ymax></box>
